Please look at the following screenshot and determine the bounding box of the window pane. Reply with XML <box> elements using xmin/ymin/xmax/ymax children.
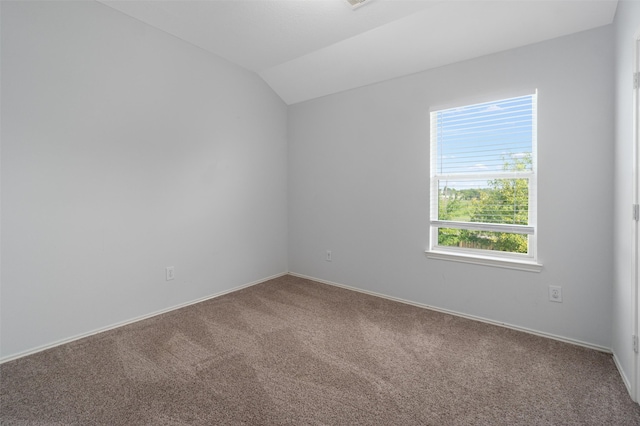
<box><xmin>437</xmin><ymin>228</ymin><xmax>529</xmax><ymax>254</ymax></box>
<box><xmin>438</xmin><ymin>178</ymin><xmax>529</xmax><ymax>225</ymax></box>
<box><xmin>433</xmin><ymin>96</ymin><xmax>534</xmax><ymax>175</ymax></box>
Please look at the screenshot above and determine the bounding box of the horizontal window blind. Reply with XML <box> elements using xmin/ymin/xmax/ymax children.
<box><xmin>432</xmin><ymin>95</ymin><xmax>534</xmax><ymax>176</ymax></box>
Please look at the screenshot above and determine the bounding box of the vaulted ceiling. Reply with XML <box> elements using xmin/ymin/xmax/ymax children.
<box><xmin>99</xmin><ymin>0</ymin><xmax>618</xmax><ymax>105</ymax></box>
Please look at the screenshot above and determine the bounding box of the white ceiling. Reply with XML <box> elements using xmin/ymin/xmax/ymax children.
<box><xmin>99</xmin><ymin>0</ymin><xmax>619</xmax><ymax>105</ymax></box>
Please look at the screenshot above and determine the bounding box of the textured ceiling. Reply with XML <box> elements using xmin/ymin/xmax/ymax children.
<box><xmin>99</xmin><ymin>0</ymin><xmax>619</xmax><ymax>105</ymax></box>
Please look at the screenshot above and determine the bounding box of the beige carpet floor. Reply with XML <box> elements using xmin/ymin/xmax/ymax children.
<box><xmin>1</xmin><ymin>274</ymin><xmax>639</xmax><ymax>425</ymax></box>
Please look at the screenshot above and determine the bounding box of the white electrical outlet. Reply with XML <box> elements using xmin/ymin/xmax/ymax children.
<box><xmin>326</xmin><ymin>250</ymin><xmax>332</xmax><ymax>262</ymax></box>
<box><xmin>549</xmin><ymin>285</ymin><xmax>562</xmax><ymax>303</ymax></box>
<box><xmin>166</xmin><ymin>266</ymin><xmax>175</xmax><ymax>281</ymax></box>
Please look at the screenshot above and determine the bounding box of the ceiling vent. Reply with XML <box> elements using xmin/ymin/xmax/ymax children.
<box><xmin>346</xmin><ymin>0</ymin><xmax>371</xmax><ymax>10</ymax></box>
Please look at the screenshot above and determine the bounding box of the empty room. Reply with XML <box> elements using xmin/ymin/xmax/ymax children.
<box><xmin>2</xmin><ymin>0</ymin><xmax>640</xmax><ymax>424</ymax></box>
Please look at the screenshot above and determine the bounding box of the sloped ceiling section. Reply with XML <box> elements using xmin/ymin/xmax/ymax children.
<box><xmin>99</xmin><ymin>0</ymin><xmax>618</xmax><ymax>105</ymax></box>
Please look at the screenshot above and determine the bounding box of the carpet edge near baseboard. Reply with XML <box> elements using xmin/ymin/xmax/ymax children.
<box><xmin>0</xmin><ymin>272</ymin><xmax>288</xmax><ymax>365</ymax></box>
<box><xmin>613</xmin><ymin>352</ymin><xmax>636</xmax><ymax>401</ymax></box>
<box><xmin>288</xmin><ymin>272</ymin><xmax>612</xmax><ymax>354</ymax></box>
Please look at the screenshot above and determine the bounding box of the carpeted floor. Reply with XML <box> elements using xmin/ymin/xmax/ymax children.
<box><xmin>1</xmin><ymin>274</ymin><xmax>639</xmax><ymax>425</ymax></box>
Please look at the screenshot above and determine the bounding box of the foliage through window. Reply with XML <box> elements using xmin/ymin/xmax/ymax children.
<box><xmin>429</xmin><ymin>93</ymin><xmax>537</xmax><ymax>260</ymax></box>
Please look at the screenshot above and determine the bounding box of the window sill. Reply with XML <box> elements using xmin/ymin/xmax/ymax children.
<box><xmin>424</xmin><ymin>250</ymin><xmax>543</xmax><ymax>273</ymax></box>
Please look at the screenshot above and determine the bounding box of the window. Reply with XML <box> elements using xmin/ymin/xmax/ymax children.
<box><xmin>427</xmin><ymin>93</ymin><xmax>539</xmax><ymax>270</ymax></box>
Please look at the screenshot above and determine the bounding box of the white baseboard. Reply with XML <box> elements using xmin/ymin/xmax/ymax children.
<box><xmin>0</xmin><ymin>272</ymin><xmax>288</xmax><ymax>364</ymax></box>
<box><xmin>289</xmin><ymin>272</ymin><xmax>612</xmax><ymax>354</ymax></box>
<box><xmin>612</xmin><ymin>351</ymin><xmax>634</xmax><ymax>400</ymax></box>
<box><xmin>2</xmin><ymin>271</ymin><xmax>614</xmax><ymax>365</ymax></box>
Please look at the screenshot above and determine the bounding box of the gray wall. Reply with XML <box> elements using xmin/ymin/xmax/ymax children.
<box><xmin>612</xmin><ymin>0</ymin><xmax>640</xmax><ymax>398</ymax></box>
<box><xmin>289</xmin><ymin>26</ymin><xmax>615</xmax><ymax>349</ymax></box>
<box><xmin>0</xmin><ymin>1</ymin><xmax>288</xmax><ymax>359</ymax></box>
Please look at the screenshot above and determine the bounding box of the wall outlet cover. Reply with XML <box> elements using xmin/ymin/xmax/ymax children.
<box><xmin>166</xmin><ymin>266</ymin><xmax>175</xmax><ymax>281</ymax></box>
<box><xmin>549</xmin><ymin>285</ymin><xmax>562</xmax><ymax>303</ymax></box>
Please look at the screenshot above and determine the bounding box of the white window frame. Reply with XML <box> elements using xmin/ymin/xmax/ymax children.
<box><xmin>425</xmin><ymin>92</ymin><xmax>542</xmax><ymax>272</ymax></box>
